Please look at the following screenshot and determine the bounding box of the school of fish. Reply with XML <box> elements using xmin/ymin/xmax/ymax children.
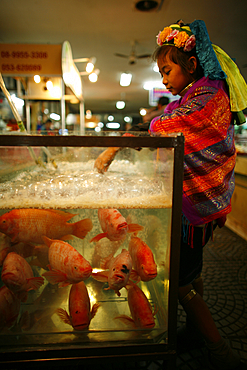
<box><xmin>0</xmin><ymin>207</ymin><xmax>160</xmax><ymax>333</ymax></box>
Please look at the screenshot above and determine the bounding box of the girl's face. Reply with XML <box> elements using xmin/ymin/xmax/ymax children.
<box><xmin>157</xmin><ymin>54</ymin><xmax>195</xmax><ymax>96</ymax></box>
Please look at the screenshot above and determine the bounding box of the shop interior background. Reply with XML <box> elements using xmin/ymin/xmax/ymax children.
<box><xmin>0</xmin><ymin>0</ymin><xmax>246</xmax><ymax>134</ymax></box>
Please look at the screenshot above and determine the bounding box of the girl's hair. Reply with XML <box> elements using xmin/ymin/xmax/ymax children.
<box><xmin>152</xmin><ymin>45</ymin><xmax>204</xmax><ymax>80</ymax></box>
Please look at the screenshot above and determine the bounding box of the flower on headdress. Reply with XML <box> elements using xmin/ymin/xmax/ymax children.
<box><xmin>156</xmin><ymin>26</ymin><xmax>173</xmax><ymax>45</ymax></box>
<box><xmin>166</xmin><ymin>29</ymin><xmax>179</xmax><ymax>42</ymax></box>
<box><xmin>156</xmin><ymin>24</ymin><xmax>196</xmax><ymax>52</ymax></box>
<box><xmin>174</xmin><ymin>31</ymin><xmax>190</xmax><ymax>48</ymax></box>
<box><xmin>183</xmin><ymin>35</ymin><xmax>196</xmax><ymax>52</ymax></box>
<box><xmin>156</xmin><ymin>32</ymin><xmax>162</xmax><ymax>46</ymax></box>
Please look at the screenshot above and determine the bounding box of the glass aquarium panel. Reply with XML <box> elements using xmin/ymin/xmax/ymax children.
<box><xmin>0</xmin><ymin>139</ymin><xmax>174</xmax><ymax>349</ymax></box>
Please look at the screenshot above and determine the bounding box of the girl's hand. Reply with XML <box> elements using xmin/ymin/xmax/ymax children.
<box><xmin>94</xmin><ymin>147</ymin><xmax>120</xmax><ymax>173</ymax></box>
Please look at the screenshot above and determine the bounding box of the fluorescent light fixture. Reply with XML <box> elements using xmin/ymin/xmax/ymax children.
<box><xmin>116</xmin><ymin>101</ymin><xmax>125</xmax><ymax>109</ymax></box>
<box><xmin>50</xmin><ymin>113</ymin><xmax>60</xmax><ymax>121</ymax></box>
<box><xmin>34</xmin><ymin>75</ymin><xmax>41</xmax><ymax>83</ymax></box>
<box><xmin>143</xmin><ymin>80</ymin><xmax>164</xmax><ymax>90</ymax></box>
<box><xmin>106</xmin><ymin>122</ymin><xmax>120</xmax><ymax>129</ymax></box>
<box><xmin>120</xmin><ymin>72</ymin><xmax>132</xmax><ymax>86</ymax></box>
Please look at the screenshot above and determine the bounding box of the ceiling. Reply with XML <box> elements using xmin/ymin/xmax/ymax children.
<box><xmin>1</xmin><ymin>0</ymin><xmax>247</xmax><ymax>117</ymax></box>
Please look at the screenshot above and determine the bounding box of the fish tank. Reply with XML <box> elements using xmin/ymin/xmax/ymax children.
<box><xmin>0</xmin><ymin>132</ymin><xmax>184</xmax><ymax>369</ymax></box>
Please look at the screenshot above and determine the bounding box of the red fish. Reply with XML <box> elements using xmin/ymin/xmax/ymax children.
<box><xmin>115</xmin><ymin>282</ymin><xmax>155</xmax><ymax>329</ymax></box>
<box><xmin>90</xmin><ymin>208</ymin><xmax>143</xmax><ymax>243</ymax></box>
<box><xmin>1</xmin><ymin>252</ymin><xmax>44</xmax><ymax>301</ymax></box>
<box><xmin>0</xmin><ymin>285</ymin><xmax>21</xmax><ymax>332</ymax></box>
<box><xmin>42</xmin><ymin>237</ymin><xmax>92</xmax><ymax>287</ymax></box>
<box><xmin>0</xmin><ymin>209</ymin><xmax>93</xmax><ymax>244</ymax></box>
<box><xmin>56</xmin><ymin>281</ymin><xmax>100</xmax><ymax>330</ymax></box>
<box><xmin>0</xmin><ymin>239</ymin><xmax>37</xmax><ymax>267</ymax></box>
<box><xmin>91</xmin><ymin>248</ymin><xmax>134</xmax><ymax>296</ymax></box>
<box><xmin>129</xmin><ymin>236</ymin><xmax>157</xmax><ymax>282</ymax></box>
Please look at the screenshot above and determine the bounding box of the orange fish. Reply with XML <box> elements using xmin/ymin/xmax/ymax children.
<box><xmin>56</xmin><ymin>281</ymin><xmax>100</xmax><ymax>330</ymax></box>
<box><xmin>0</xmin><ymin>240</ymin><xmax>37</xmax><ymax>267</ymax></box>
<box><xmin>0</xmin><ymin>285</ymin><xmax>21</xmax><ymax>332</ymax></box>
<box><xmin>91</xmin><ymin>248</ymin><xmax>134</xmax><ymax>296</ymax></box>
<box><xmin>90</xmin><ymin>208</ymin><xmax>143</xmax><ymax>243</ymax></box>
<box><xmin>115</xmin><ymin>282</ymin><xmax>155</xmax><ymax>329</ymax></box>
<box><xmin>0</xmin><ymin>209</ymin><xmax>93</xmax><ymax>244</ymax></box>
<box><xmin>129</xmin><ymin>236</ymin><xmax>157</xmax><ymax>282</ymax></box>
<box><xmin>42</xmin><ymin>237</ymin><xmax>92</xmax><ymax>287</ymax></box>
<box><xmin>1</xmin><ymin>252</ymin><xmax>44</xmax><ymax>302</ymax></box>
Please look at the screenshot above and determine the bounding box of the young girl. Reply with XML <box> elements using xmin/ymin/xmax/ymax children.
<box><xmin>149</xmin><ymin>20</ymin><xmax>246</xmax><ymax>370</ymax></box>
<box><xmin>94</xmin><ymin>20</ymin><xmax>247</xmax><ymax>369</ymax></box>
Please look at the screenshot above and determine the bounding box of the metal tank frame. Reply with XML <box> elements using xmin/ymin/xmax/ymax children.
<box><xmin>0</xmin><ymin>133</ymin><xmax>184</xmax><ymax>370</ymax></box>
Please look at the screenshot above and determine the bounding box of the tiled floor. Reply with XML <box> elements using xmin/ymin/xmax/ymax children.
<box><xmin>176</xmin><ymin>226</ymin><xmax>247</xmax><ymax>370</ymax></box>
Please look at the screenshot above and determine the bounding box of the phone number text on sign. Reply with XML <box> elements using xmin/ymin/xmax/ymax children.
<box><xmin>1</xmin><ymin>51</ymin><xmax>48</xmax><ymax>59</ymax></box>
<box><xmin>1</xmin><ymin>64</ymin><xmax>42</xmax><ymax>72</ymax></box>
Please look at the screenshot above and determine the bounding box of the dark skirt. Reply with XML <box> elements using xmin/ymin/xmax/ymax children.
<box><xmin>179</xmin><ymin>221</ymin><xmax>217</xmax><ymax>287</ymax></box>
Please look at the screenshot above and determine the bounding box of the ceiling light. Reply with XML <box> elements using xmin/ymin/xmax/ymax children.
<box><xmin>135</xmin><ymin>0</ymin><xmax>159</xmax><ymax>11</ymax></box>
<box><xmin>46</xmin><ymin>80</ymin><xmax>53</xmax><ymax>91</ymax></box>
<box><xmin>34</xmin><ymin>75</ymin><xmax>41</xmax><ymax>83</ymax></box>
<box><xmin>116</xmin><ymin>101</ymin><xmax>125</xmax><ymax>109</ymax></box>
<box><xmin>106</xmin><ymin>122</ymin><xmax>120</xmax><ymax>129</ymax></box>
<box><xmin>120</xmin><ymin>72</ymin><xmax>132</xmax><ymax>86</ymax></box>
<box><xmin>140</xmin><ymin>108</ymin><xmax>147</xmax><ymax>116</ymax></box>
<box><xmin>124</xmin><ymin>116</ymin><xmax>132</xmax><ymax>123</ymax></box>
<box><xmin>86</xmin><ymin>63</ymin><xmax>94</xmax><ymax>73</ymax></box>
<box><xmin>108</xmin><ymin>115</ymin><xmax>114</xmax><ymax>121</ymax></box>
<box><xmin>88</xmin><ymin>69</ymin><xmax>100</xmax><ymax>83</ymax></box>
<box><xmin>86</xmin><ymin>57</ymin><xmax>96</xmax><ymax>73</ymax></box>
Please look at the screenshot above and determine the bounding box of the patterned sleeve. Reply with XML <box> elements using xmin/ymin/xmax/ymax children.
<box><xmin>149</xmin><ymin>85</ymin><xmax>232</xmax><ymax>156</ymax></box>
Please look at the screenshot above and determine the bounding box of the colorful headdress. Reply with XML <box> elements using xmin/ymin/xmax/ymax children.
<box><xmin>156</xmin><ymin>20</ymin><xmax>247</xmax><ymax>124</ymax></box>
<box><xmin>156</xmin><ymin>23</ymin><xmax>196</xmax><ymax>52</ymax></box>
